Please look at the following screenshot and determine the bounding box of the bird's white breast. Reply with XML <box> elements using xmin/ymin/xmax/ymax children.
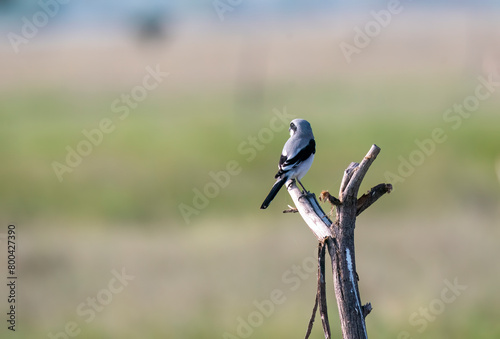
<box><xmin>293</xmin><ymin>153</ymin><xmax>314</xmax><ymax>180</ymax></box>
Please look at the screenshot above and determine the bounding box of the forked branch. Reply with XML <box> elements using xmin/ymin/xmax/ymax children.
<box><xmin>284</xmin><ymin>144</ymin><xmax>391</xmax><ymax>339</ymax></box>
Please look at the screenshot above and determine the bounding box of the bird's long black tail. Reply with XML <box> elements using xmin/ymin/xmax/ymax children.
<box><xmin>260</xmin><ymin>176</ymin><xmax>287</xmax><ymax>209</ymax></box>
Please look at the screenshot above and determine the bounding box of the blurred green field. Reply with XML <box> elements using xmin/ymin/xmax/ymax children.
<box><xmin>1</xmin><ymin>73</ymin><xmax>500</xmax><ymax>338</ymax></box>
<box><xmin>1</xmin><ymin>77</ymin><xmax>499</xmax><ymax>224</ymax></box>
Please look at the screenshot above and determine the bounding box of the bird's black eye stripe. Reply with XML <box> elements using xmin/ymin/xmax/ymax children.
<box><xmin>290</xmin><ymin>122</ymin><xmax>297</xmax><ymax>132</ymax></box>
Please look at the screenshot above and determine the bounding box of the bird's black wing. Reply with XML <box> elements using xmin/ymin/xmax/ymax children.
<box><xmin>275</xmin><ymin>139</ymin><xmax>315</xmax><ymax>179</ymax></box>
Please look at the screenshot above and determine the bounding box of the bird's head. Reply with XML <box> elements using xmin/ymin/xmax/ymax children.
<box><xmin>289</xmin><ymin>119</ymin><xmax>312</xmax><ymax>137</ymax></box>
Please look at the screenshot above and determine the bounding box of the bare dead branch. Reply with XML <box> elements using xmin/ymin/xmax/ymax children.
<box><xmin>304</xmin><ymin>294</ymin><xmax>318</xmax><ymax>339</ymax></box>
<box><xmin>343</xmin><ymin>145</ymin><xmax>381</xmax><ymax>198</ymax></box>
<box><xmin>317</xmin><ymin>242</ymin><xmax>331</xmax><ymax>338</ymax></box>
<box><xmin>305</xmin><ymin>242</ymin><xmax>331</xmax><ymax>339</ymax></box>
<box><xmin>286</xmin><ymin>181</ymin><xmax>332</xmax><ymax>241</ymax></box>
<box><xmin>281</xmin><ymin>144</ymin><xmax>390</xmax><ymax>339</ymax></box>
<box><xmin>356</xmin><ymin>183</ymin><xmax>393</xmax><ymax>216</ymax></box>
<box><xmin>340</xmin><ymin>162</ymin><xmax>359</xmax><ymax>194</ymax></box>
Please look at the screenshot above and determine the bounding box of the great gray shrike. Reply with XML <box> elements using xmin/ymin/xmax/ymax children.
<box><xmin>260</xmin><ymin>119</ymin><xmax>315</xmax><ymax>209</ymax></box>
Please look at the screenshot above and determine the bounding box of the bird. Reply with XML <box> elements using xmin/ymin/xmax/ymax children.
<box><xmin>260</xmin><ymin>119</ymin><xmax>315</xmax><ymax>209</ymax></box>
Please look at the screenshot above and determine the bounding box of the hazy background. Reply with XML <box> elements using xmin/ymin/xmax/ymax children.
<box><xmin>1</xmin><ymin>1</ymin><xmax>499</xmax><ymax>338</ymax></box>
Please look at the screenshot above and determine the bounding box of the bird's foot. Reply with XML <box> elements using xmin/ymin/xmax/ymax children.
<box><xmin>298</xmin><ymin>191</ymin><xmax>314</xmax><ymax>203</ymax></box>
<box><xmin>296</xmin><ymin>178</ymin><xmax>310</xmax><ymax>194</ymax></box>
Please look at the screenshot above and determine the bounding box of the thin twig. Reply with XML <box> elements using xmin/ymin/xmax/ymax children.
<box><xmin>305</xmin><ymin>244</ymin><xmax>323</xmax><ymax>339</ymax></box>
<box><xmin>304</xmin><ymin>293</ymin><xmax>319</xmax><ymax>339</ymax></box>
<box><xmin>318</xmin><ymin>242</ymin><xmax>331</xmax><ymax>339</ymax></box>
<box><xmin>362</xmin><ymin>303</ymin><xmax>373</xmax><ymax>318</ymax></box>
<box><xmin>319</xmin><ymin>191</ymin><xmax>341</xmax><ymax>206</ymax></box>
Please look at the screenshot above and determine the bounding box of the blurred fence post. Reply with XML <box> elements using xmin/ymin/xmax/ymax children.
<box><xmin>286</xmin><ymin>144</ymin><xmax>391</xmax><ymax>339</ymax></box>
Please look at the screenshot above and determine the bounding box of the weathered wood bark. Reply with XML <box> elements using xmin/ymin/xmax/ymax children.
<box><xmin>284</xmin><ymin>144</ymin><xmax>391</xmax><ymax>339</ymax></box>
<box><xmin>286</xmin><ymin>184</ymin><xmax>332</xmax><ymax>241</ymax></box>
<box><xmin>328</xmin><ymin>145</ymin><xmax>381</xmax><ymax>338</ymax></box>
